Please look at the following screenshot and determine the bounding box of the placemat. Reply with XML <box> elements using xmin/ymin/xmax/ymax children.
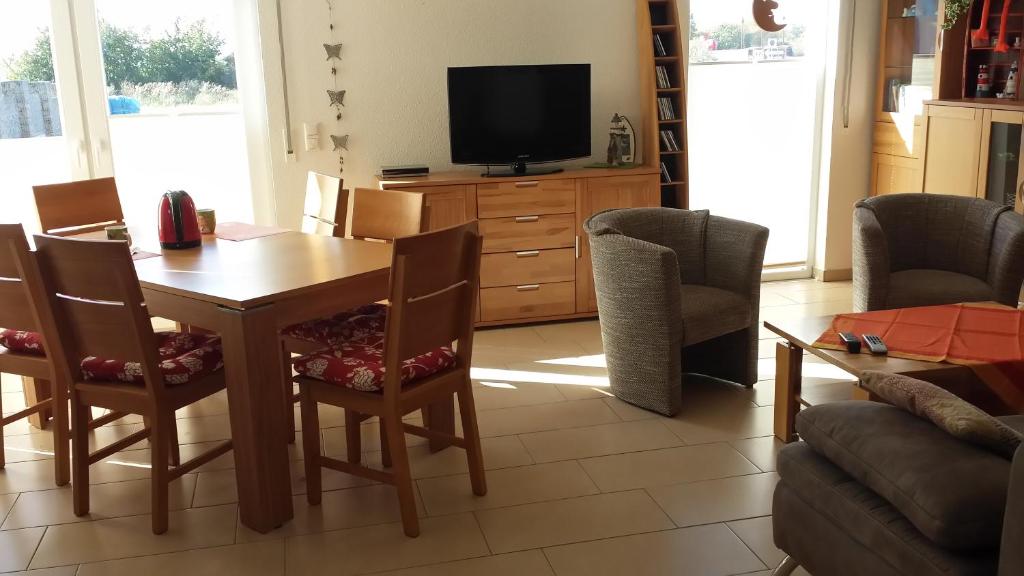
<box><xmin>814</xmin><ymin>303</ymin><xmax>1024</xmax><ymax>411</ymax></box>
<box><xmin>215</xmin><ymin>222</ymin><xmax>289</xmax><ymax>242</ymax></box>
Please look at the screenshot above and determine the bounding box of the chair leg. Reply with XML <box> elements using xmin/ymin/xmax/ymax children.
<box><xmin>344</xmin><ymin>410</ymin><xmax>362</xmax><ymax>464</ymax></box>
<box><xmin>299</xmin><ymin>383</ymin><xmax>322</xmax><ymax>506</ymax></box>
<box><xmin>379</xmin><ymin>419</ymin><xmax>392</xmax><ymax>468</ymax></box>
<box><xmin>772</xmin><ymin>556</ymin><xmax>800</xmax><ymax>576</ymax></box>
<box><xmin>282</xmin><ymin>343</ymin><xmax>296</xmax><ymax>444</ymax></box>
<box><xmin>51</xmin><ymin>378</ymin><xmax>70</xmax><ymax>486</ymax></box>
<box><xmin>0</xmin><ymin>386</ymin><xmax>5</xmax><ymax>470</ymax></box>
<box><xmin>70</xmin><ymin>394</ymin><xmax>91</xmax><ymax>517</ymax></box>
<box><xmin>383</xmin><ymin>411</ymin><xmax>419</xmax><ymax>537</ymax></box>
<box><xmin>150</xmin><ymin>412</ymin><xmax>171</xmax><ymax>535</ymax></box>
<box><xmin>167</xmin><ymin>410</ymin><xmax>181</xmax><ymax>467</ymax></box>
<box><xmin>456</xmin><ymin>382</ymin><xmax>487</xmax><ymax>496</ymax></box>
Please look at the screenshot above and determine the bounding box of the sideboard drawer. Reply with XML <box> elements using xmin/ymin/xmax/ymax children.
<box><xmin>480</xmin><ymin>248</ymin><xmax>575</xmax><ymax>288</ymax></box>
<box><xmin>477</xmin><ymin>179</ymin><xmax>576</xmax><ymax>218</ymax></box>
<box><xmin>480</xmin><ymin>214</ymin><xmax>575</xmax><ymax>253</ymax></box>
<box><xmin>480</xmin><ymin>281</ymin><xmax>576</xmax><ymax>322</ymax></box>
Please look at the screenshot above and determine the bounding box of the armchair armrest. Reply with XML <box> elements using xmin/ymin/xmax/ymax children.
<box><xmin>704</xmin><ymin>215</ymin><xmax>769</xmax><ymax>306</ymax></box>
<box><xmin>587</xmin><ymin>230</ymin><xmax>684</xmax><ymax>415</ymax></box>
<box><xmin>853</xmin><ymin>205</ymin><xmax>890</xmax><ymax>312</ymax></box>
<box><xmin>999</xmin><ymin>445</ymin><xmax>1024</xmax><ymax>576</ymax></box>
<box><xmin>987</xmin><ymin>212</ymin><xmax>1024</xmax><ymax>308</ymax></box>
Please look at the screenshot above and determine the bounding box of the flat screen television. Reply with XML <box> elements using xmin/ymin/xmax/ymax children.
<box><xmin>447</xmin><ymin>64</ymin><xmax>591</xmax><ymax>176</ymax></box>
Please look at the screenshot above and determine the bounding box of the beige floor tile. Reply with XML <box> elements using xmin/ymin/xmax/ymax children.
<box><xmin>579</xmin><ymin>444</ymin><xmax>760</xmax><ymax>492</ymax></box>
<box><xmin>532</xmin><ymin>320</ymin><xmax>605</xmax><ymax>354</ymax></box>
<box><xmin>3</xmin><ymin>432</ymin><xmax>55</xmax><ymax>464</ymax></box>
<box><xmin>0</xmin><ymin>527</ymin><xmax>45</xmax><ymax>572</ymax></box>
<box><xmin>601</xmin><ymin>396</ymin><xmax>662</xmax><ymax>421</ymax></box>
<box><xmin>174</xmin><ymin>391</ymin><xmax>230</xmax><ymax>420</ymax></box>
<box><xmin>476</xmin><ymin>490</ymin><xmax>673</xmax><ymax>553</ymax></box>
<box><xmin>472</xmin><ymin>381</ymin><xmax>567</xmax><ymax>411</ymax></box>
<box><xmin>727</xmin><ymin>516</ymin><xmax>785</xmax><ymax>569</ymax></box>
<box><xmin>236</xmin><ymin>483</ymin><xmax>423</xmax><ymax>543</ymax></box>
<box><xmin>519</xmin><ymin>420</ymin><xmax>681</xmax><ymax>463</ymax></box>
<box><xmin>174</xmin><ymin>414</ymin><xmax>232</xmax><ymax>445</ymax></box>
<box><xmin>363</xmin><ymin>435</ymin><xmax>534</xmax><ymax>479</ymax></box>
<box><xmin>2</xmin><ymin>475</ymin><xmax>197</xmax><ymax>529</ymax></box>
<box><xmin>476</xmin><ymin>325</ymin><xmax>585</xmax><ymax>354</ymax></box>
<box><xmin>729</xmin><ymin>436</ymin><xmax>784</xmax><ymax>472</ymax></box>
<box><xmin>0</xmin><ymin>492</ymin><xmax>16</xmax><ymax>522</ymax></box>
<box><xmin>0</xmin><ymin>567</ymin><xmax>78</xmax><ymax>576</ymax></box>
<box><xmin>476</xmin><ymin>399</ymin><xmax>620</xmax><ymax>438</ymax></box>
<box><xmin>542</xmin><ymin>523</ymin><xmax>767</xmax><ymax>576</ymax></box>
<box><xmin>30</xmin><ymin>504</ymin><xmax>238</xmax><ymax>569</ymax></box>
<box><xmin>0</xmin><ymin>459</ymin><xmax>61</xmax><ymax>494</ymax></box>
<box><xmin>76</xmin><ymin>541</ymin><xmax>284</xmax><ymax>576</ymax></box>
<box><xmin>369</xmin><ymin>550</ymin><xmax>554</xmax><ymax>576</ymax></box>
<box><xmin>417</xmin><ymin>460</ymin><xmax>598</xmax><ymax>515</ymax></box>
<box><xmin>758</xmin><ymin>292</ymin><xmax>799</xmax><ymax>307</ymax></box>
<box><xmin>663</xmin><ymin>405</ymin><xmax>774</xmax><ymax>444</ymax></box>
<box><xmin>289</xmin><ymin>457</ymin><xmax>378</xmax><ymax>495</ymax></box>
<box><xmin>321</xmin><ymin>420</ymin><xmax>428</xmax><ymax>457</ymax></box>
<box><xmin>284</xmin><ymin>513</ymin><xmax>489</xmax><ymax>576</ymax></box>
<box><xmin>555</xmin><ymin>382</ymin><xmax>613</xmax><ymax>401</ymax></box>
<box><xmin>647</xmin><ymin>473</ymin><xmax>778</xmax><ymax>527</ymax></box>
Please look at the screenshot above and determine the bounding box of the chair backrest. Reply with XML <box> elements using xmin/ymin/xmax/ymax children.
<box><xmin>33</xmin><ymin>177</ymin><xmax>125</xmax><ymax>236</ymax></box>
<box><xmin>302</xmin><ymin>172</ymin><xmax>348</xmax><ymax>237</ymax></box>
<box><xmin>380</xmin><ymin>221</ymin><xmax>481</xmax><ymax>397</ymax></box>
<box><xmin>350</xmin><ymin>188</ymin><xmax>427</xmax><ymax>242</ymax></box>
<box><xmin>0</xmin><ymin>225</ymin><xmax>46</xmax><ymax>339</ymax></box>
<box><xmin>33</xmin><ymin>235</ymin><xmax>164</xmax><ymax>396</ymax></box>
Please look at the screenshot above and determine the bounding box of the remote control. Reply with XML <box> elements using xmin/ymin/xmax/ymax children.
<box><xmin>863</xmin><ymin>334</ymin><xmax>888</xmax><ymax>355</ymax></box>
<box><xmin>838</xmin><ymin>332</ymin><xmax>861</xmax><ymax>353</ymax></box>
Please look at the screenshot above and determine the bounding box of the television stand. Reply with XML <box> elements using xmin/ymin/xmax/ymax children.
<box><xmin>482</xmin><ymin>161</ymin><xmax>565</xmax><ymax>178</ymax></box>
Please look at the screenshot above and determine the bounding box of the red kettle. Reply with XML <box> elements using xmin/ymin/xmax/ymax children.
<box><xmin>158</xmin><ymin>191</ymin><xmax>202</xmax><ymax>249</ymax></box>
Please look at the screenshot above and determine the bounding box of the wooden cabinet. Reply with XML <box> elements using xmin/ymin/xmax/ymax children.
<box><xmin>922</xmin><ymin>105</ymin><xmax>984</xmax><ymax>196</ymax></box>
<box><xmin>871</xmin><ymin>153</ymin><xmax>923</xmax><ymax>195</ymax></box>
<box><xmin>575</xmin><ymin>174</ymin><xmax>660</xmax><ymax>313</ymax></box>
<box><xmin>978</xmin><ymin>109</ymin><xmax>1024</xmax><ymax>212</ymax></box>
<box><xmin>381</xmin><ymin>168</ymin><xmax>660</xmax><ymax>326</ymax></box>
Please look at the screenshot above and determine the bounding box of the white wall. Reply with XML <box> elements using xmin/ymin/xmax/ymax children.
<box><xmin>274</xmin><ymin>0</ymin><xmax>643</xmax><ymax>228</ymax></box>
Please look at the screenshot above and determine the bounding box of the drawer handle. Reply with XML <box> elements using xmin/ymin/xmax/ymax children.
<box><xmin>515</xmin><ymin>181</ymin><xmax>540</xmax><ymax>188</ymax></box>
<box><xmin>515</xmin><ymin>216</ymin><xmax>540</xmax><ymax>223</ymax></box>
<box><xmin>516</xmin><ymin>284</ymin><xmax>541</xmax><ymax>292</ymax></box>
<box><xmin>515</xmin><ymin>250</ymin><xmax>541</xmax><ymax>258</ymax></box>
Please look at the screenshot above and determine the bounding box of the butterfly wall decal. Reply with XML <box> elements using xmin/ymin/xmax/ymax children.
<box><xmin>327</xmin><ymin>89</ymin><xmax>346</xmax><ymax>107</ymax></box>
<box><xmin>324</xmin><ymin>43</ymin><xmax>343</xmax><ymax>60</ymax></box>
<box><xmin>331</xmin><ymin>134</ymin><xmax>349</xmax><ymax>151</ymax></box>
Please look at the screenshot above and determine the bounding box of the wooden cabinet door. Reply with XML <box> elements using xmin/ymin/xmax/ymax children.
<box><xmin>871</xmin><ymin>153</ymin><xmax>923</xmax><ymax>196</ymax></box>
<box><xmin>575</xmin><ymin>174</ymin><xmax>660</xmax><ymax>313</ymax></box>
<box><xmin>976</xmin><ymin>109</ymin><xmax>1024</xmax><ymax>213</ymax></box>
<box><xmin>408</xmin><ymin>185</ymin><xmax>476</xmax><ymax>231</ymax></box>
<box><xmin>922</xmin><ymin>105</ymin><xmax>984</xmax><ymax>197</ymax></box>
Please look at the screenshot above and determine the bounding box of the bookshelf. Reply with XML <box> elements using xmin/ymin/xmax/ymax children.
<box><xmin>637</xmin><ymin>0</ymin><xmax>689</xmax><ymax>209</ymax></box>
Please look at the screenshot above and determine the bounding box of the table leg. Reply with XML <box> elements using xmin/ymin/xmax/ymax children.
<box><xmin>219</xmin><ymin>305</ymin><xmax>294</xmax><ymax>533</ymax></box>
<box><xmin>774</xmin><ymin>342</ymin><xmax>802</xmax><ymax>443</ymax></box>
<box><xmin>22</xmin><ymin>376</ymin><xmax>53</xmax><ymax>429</ymax></box>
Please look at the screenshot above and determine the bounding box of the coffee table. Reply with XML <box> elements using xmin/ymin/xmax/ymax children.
<box><xmin>765</xmin><ymin>315</ymin><xmax>987</xmax><ymax>443</ymax></box>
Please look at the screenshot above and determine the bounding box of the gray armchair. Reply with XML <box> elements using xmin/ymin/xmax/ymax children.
<box><xmin>853</xmin><ymin>194</ymin><xmax>1024</xmax><ymax>312</ymax></box>
<box><xmin>773</xmin><ymin>401</ymin><xmax>1024</xmax><ymax>576</ymax></box>
<box><xmin>584</xmin><ymin>208</ymin><xmax>768</xmax><ymax>416</ymax></box>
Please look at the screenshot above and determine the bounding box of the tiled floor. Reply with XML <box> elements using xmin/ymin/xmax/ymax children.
<box><xmin>0</xmin><ymin>279</ymin><xmax>855</xmax><ymax>575</ymax></box>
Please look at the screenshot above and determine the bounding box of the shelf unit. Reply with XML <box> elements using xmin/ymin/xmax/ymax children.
<box><xmin>637</xmin><ymin>0</ymin><xmax>689</xmax><ymax>209</ymax></box>
<box><xmin>963</xmin><ymin>0</ymin><xmax>1024</xmax><ymax>99</ymax></box>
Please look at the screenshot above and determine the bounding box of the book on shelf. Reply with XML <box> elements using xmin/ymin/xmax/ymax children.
<box><xmin>666</xmin><ymin>130</ymin><xmax>681</xmax><ymax>151</ymax></box>
<box><xmin>660</xmin><ymin>162</ymin><xmax>672</xmax><ymax>184</ymax></box>
<box><xmin>653</xmin><ymin>34</ymin><xmax>667</xmax><ymax>57</ymax></box>
<box><xmin>655</xmin><ymin>66</ymin><xmax>671</xmax><ymax>89</ymax></box>
<box><xmin>659</xmin><ymin>130</ymin><xmax>672</xmax><ymax>152</ymax></box>
<box><xmin>658</xmin><ymin>97</ymin><xmax>676</xmax><ymax>120</ymax></box>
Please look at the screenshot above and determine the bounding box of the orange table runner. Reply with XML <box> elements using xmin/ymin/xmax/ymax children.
<box><xmin>814</xmin><ymin>303</ymin><xmax>1024</xmax><ymax>411</ymax></box>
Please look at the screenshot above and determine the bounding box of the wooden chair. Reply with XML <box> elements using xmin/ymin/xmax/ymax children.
<box><xmin>295</xmin><ymin>221</ymin><xmax>486</xmax><ymax>537</ymax></box>
<box><xmin>33</xmin><ymin>177</ymin><xmax>125</xmax><ymax>235</ymax></box>
<box><xmin>301</xmin><ymin>172</ymin><xmax>348</xmax><ymax>237</ymax></box>
<box><xmin>33</xmin><ymin>234</ymin><xmax>232</xmax><ymax>534</ymax></box>
<box><xmin>0</xmin><ymin>224</ymin><xmax>70</xmax><ymax>486</ymax></box>
<box><xmin>350</xmin><ymin>188</ymin><xmax>427</xmax><ymax>241</ymax></box>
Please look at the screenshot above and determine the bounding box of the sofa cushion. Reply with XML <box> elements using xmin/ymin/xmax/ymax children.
<box><xmin>886</xmin><ymin>269</ymin><xmax>992</xmax><ymax>309</ymax></box>
<box><xmin>797</xmin><ymin>401</ymin><xmax>1013</xmax><ymax>552</ymax></box>
<box><xmin>775</xmin><ymin>443</ymin><xmax>999</xmax><ymax>576</ymax></box>
<box><xmin>0</xmin><ymin>329</ymin><xmax>45</xmax><ymax>356</ymax></box>
<box><xmin>679</xmin><ymin>284</ymin><xmax>750</xmax><ymax>346</ymax></box>
<box><xmin>860</xmin><ymin>371</ymin><xmax>1023</xmax><ymax>459</ymax></box>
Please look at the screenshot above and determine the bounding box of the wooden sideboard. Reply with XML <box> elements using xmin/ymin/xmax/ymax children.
<box><xmin>380</xmin><ymin>167</ymin><xmax>661</xmax><ymax>327</ymax></box>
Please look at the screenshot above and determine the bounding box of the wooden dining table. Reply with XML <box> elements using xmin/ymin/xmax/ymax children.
<box><xmin>71</xmin><ymin>228</ymin><xmax>412</xmax><ymax>533</ymax></box>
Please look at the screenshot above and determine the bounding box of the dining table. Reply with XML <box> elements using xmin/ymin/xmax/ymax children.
<box><xmin>67</xmin><ymin>226</ymin><xmax>444</xmax><ymax>533</ymax></box>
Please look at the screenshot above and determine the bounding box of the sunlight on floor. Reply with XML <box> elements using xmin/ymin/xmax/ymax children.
<box><xmin>469</xmin><ymin>367</ymin><xmax>610</xmax><ymax>387</ymax></box>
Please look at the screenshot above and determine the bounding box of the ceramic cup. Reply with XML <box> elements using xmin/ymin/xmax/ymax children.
<box><xmin>197</xmin><ymin>209</ymin><xmax>217</xmax><ymax>234</ymax></box>
<box><xmin>105</xmin><ymin>224</ymin><xmax>132</xmax><ymax>245</ymax></box>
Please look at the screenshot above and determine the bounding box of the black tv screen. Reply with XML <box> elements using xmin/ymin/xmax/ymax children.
<box><xmin>447</xmin><ymin>64</ymin><xmax>591</xmax><ymax>166</ymax></box>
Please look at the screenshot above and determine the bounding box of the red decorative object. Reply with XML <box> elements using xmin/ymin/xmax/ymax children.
<box><xmin>0</xmin><ymin>329</ymin><xmax>45</xmax><ymax>355</ymax></box>
<box><xmin>973</xmin><ymin>0</ymin><xmax>993</xmax><ymax>45</ymax></box>
<box><xmin>996</xmin><ymin>0</ymin><xmax>1013</xmax><ymax>52</ymax></box>
<box><xmin>81</xmin><ymin>332</ymin><xmax>224</xmax><ymax>386</ymax></box>
<box><xmin>157</xmin><ymin>190</ymin><xmax>202</xmax><ymax>250</ymax></box>
<box><xmin>293</xmin><ymin>335</ymin><xmax>456</xmax><ymax>393</ymax></box>
<box><xmin>282</xmin><ymin>304</ymin><xmax>388</xmax><ymax>346</ymax></box>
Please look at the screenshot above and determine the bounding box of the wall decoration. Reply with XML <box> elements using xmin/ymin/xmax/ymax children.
<box><xmin>752</xmin><ymin>0</ymin><xmax>786</xmax><ymax>33</ymax></box>
<box><xmin>324</xmin><ymin>0</ymin><xmax>348</xmax><ymax>174</ymax></box>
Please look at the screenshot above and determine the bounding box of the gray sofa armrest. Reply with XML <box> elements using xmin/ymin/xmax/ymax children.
<box><xmin>853</xmin><ymin>204</ymin><xmax>890</xmax><ymax>312</ymax></box>
<box><xmin>988</xmin><ymin>212</ymin><xmax>1024</xmax><ymax>308</ymax></box>
<box><xmin>704</xmin><ymin>215</ymin><xmax>769</xmax><ymax>304</ymax></box>
<box><xmin>588</xmin><ymin>231</ymin><xmax>684</xmax><ymax>416</ymax></box>
<box><xmin>1000</xmin><ymin>445</ymin><xmax>1024</xmax><ymax>576</ymax></box>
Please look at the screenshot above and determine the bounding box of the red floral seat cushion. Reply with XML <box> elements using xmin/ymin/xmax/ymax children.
<box><xmin>293</xmin><ymin>335</ymin><xmax>456</xmax><ymax>393</ymax></box>
<box><xmin>282</xmin><ymin>303</ymin><xmax>387</xmax><ymax>346</ymax></box>
<box><xmin>81</xmin><ymin>332</ymin><xmax>224</xmax><ymax>387</ymax></box>
<box><xmin>0</xmin><ymin>329</ymin><xmax>46</xmax><ymax>356</ymax></box>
